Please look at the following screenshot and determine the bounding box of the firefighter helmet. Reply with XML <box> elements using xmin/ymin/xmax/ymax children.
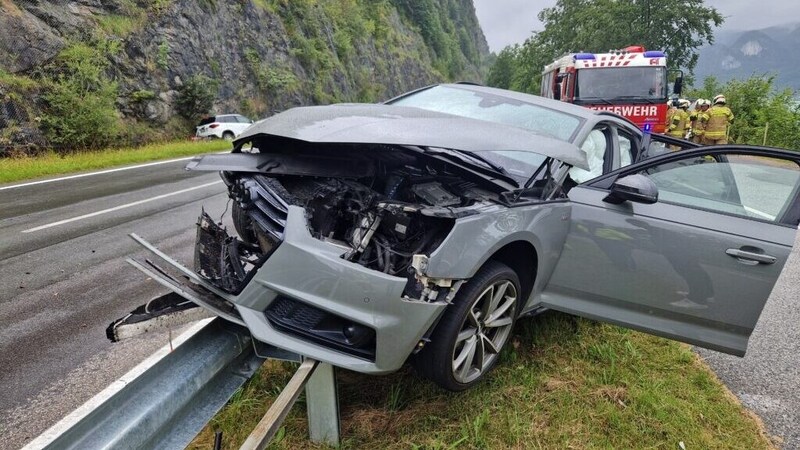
<box><xmin>713</xmin><ymin>94</ymin><xmax>726</xmax><ymax>105</ymax></box>
<box><xmin>678</xmin><ymin>99</ymin><xmax>690</xmax><ymax>109</ymax></box>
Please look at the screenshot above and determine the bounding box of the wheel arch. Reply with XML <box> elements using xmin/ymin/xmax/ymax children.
<box><xmin>486</xmin><ymin>240</ymin><xmax>538</xmax><ymax>311</ymax></box>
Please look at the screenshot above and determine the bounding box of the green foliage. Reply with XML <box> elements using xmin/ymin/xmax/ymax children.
<box><xmin>40</xmin><ymin>43</ymin><xmax>120</xmax><ymax>149</ymax></box>
<box><xmin>175</xmin><ymin>74</ymin><xmax>219</xmax><ymax>121</ymax></box>
<box><xmin>157</xmin><ymin>39</ymin><xmax>170</xmax><ymax>70</ymax></box>
<box><xmin>94</xmin><ymin>13</ymin><xmax>146</xmax><ymax>38</ymax></box>
<box><xmin>488</xmin><ymin>0</ymin><xmax>723</xmax><ymax>93</ymax></box>
<box><xmin>244</xmin><ymin>48</ymin><xmax>298</xmax><ymax>93</ymax></box>
<box><xmin>0</xmin><ymin>69</ymin><xmax>37</xmax><ymax>91</ymax></box>
<box><xmin>689</xmin><ymin>75</ymin><xmax>800</xmax><ymax>149</ymax></box>
<box><xmin>486</xmin><ymin>45</ymin><xmax>518</xmax><ymax>90</ymax></box>
<box><xmin>129</xmin><ymin>89</ymin><xmax>156</xmax><ymax>103</ymax></box>
<box><xmin>391</xmin><ymin>0</ymin><xmax>483</xmax><ymax>79</ymax></box>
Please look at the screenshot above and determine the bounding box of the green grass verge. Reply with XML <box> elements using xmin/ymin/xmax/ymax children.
<box><xmin>0</xmin><ymin>140</ymin><xmax>231</xmax><ymax>184</ymax></box>
<box><xmin>188</xmin><ymin>312</ymin><xmax>775</xmax><ymax>449</ymax></box>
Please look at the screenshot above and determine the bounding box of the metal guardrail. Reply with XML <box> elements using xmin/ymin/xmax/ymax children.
<box><xmin>23</xmin><ymin>318</ymin><xmax>341</xmax><ymax>449</ymax></box>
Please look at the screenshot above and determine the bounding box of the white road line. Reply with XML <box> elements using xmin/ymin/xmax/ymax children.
<box><xmin>21</xmin><ymin>181</ymin><xmax>223</xmax><ymax>233</ymax></box>
<box><xmin>0</xmin><ymin>156</ymin><xmax>199</xmax><ymax>191</ymax></box>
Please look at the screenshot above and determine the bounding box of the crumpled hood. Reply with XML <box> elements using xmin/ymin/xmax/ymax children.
<box><xmin>235</xmin><ymin>104</ymin><xmax>589</xmax><ymax>170</ymax></box>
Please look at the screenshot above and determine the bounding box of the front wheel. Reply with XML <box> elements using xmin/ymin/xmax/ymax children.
<box><xmin>413</xmin><ymin>261</ymin><xmax>521</xmax><ymax>391</ymax></box>
<box><xmin>222</xmin><ymin>131</ymin><xmax>235</xmax><ymax>141</ymax></box>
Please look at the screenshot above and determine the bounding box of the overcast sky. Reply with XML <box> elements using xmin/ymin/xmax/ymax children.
<box><xmin>473</xmin><ymin>0</ymin><xmax>800</xmax><ymax>51</ymax></box>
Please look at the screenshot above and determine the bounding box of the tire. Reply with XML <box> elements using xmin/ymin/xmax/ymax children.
<box><xmin>413</xmin><ymin>260</ymin><xmax>521</xmax><ymax>391</ymax></box>
<box><xmin>222</xmin><ymin>131</ymin><xmax>235</xmax><ymax>141</ymax></box>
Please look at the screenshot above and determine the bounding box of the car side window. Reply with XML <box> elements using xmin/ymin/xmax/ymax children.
<box><xmin>616</xmin><ymin>131</ymin><xmax>635</xmax><ymax>168</ymax></box>
<box><xmin>570</xmin><ymin>127</ymin><xmax>609</xmax><ymax>183</ymax></box>
<box><xmin>637</xmin><ymin>153</ymin><xmax>800</xmax><ymax>223</ymax></box>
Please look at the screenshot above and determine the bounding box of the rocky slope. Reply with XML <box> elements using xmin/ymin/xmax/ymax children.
<box><xmin>0</xmin><ymin>0</ymin><xmax>490</xmax><ymax>152</ymax></box>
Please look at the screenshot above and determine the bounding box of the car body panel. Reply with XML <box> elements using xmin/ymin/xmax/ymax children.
<box><xmin>541</xmin><ymin>147</ymin><xmax>799</xmax><ymax>355</ymax></box>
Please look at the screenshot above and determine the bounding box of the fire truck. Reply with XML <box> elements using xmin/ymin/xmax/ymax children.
<box><xmin>541</xmin><ymin>45</ymin><xmax>682</xmax><ymax>134</ymax></box>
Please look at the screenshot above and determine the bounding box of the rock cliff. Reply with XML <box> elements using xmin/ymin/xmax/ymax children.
<box><xmin>0</xmin><ymin>0</ymin><xmax>490</xmax><ymax>152</ymax></box>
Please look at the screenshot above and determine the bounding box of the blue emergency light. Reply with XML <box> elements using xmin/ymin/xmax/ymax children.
<box><xmin>574</xmin><ymin>53</ymin><xmax>596</xmax><ymax>60</ymax></box>
<box><xmin>642</xmin><ymin>123</ymin><xmax>653</xmax><ymax>133</ymax></box>
<box><xmin>643</xmin><ymin>51</ymin><xmax>665</xmax><ymax>58</ymax></box>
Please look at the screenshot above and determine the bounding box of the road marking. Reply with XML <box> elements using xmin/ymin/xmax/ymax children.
<box><xmin>21</xmin><ymin>181</ymin><xmax>223</xmax><ymax>233</ymax></box>
<box><xmin>0</xmin><ymin>156</ymin><xmax>200</xmax><ymax>191</ymax></box>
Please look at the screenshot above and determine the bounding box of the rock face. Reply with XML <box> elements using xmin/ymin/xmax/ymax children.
<box><xmin>0</xmin><ymin>0</ymin><xmax>490</xmax><ymax>151</ymax></box>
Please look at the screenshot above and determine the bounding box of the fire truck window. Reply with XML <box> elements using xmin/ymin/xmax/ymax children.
<box><xmin>576</xmin><ymin>67</ymin><xmax>667</xmax><ymax>100</ymax></box>
<box><xmin>570</xmin><ymin>128</ymin><xmax>609</xmax><ymax>183</ymax></box>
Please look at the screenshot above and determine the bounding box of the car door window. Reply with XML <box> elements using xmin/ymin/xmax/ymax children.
<box><xmin>617</xmin><ymin>131</ymin><xmax>635</xmax><ymax>168</ymax></box>
<box><xmin>569</xmin><ymin>128</ymin><xmax>609</xmax><ymax>183</ymax></box>
<box><xmin>638</xmin><ymin>153</ymin><xmax>800</xmax><ymax>223</ymax></box>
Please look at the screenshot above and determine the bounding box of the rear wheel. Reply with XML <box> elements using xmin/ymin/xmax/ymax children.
<box><xmin>222</xmin><ymin>131</ymin><xmax>235</xmax><ymax>141</ymax></box>
<box><xmin>413</xmin><ymin>261</ymin><xmax>520</xmax><ymax>391</ymax></box>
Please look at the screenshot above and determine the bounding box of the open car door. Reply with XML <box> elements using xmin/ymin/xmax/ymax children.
<box><xmin>541</xmin><ymin>146</ymin><xmax>800</xmax><ymax>356</ymax></box>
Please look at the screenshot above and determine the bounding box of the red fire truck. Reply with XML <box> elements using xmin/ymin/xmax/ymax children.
<box><xmin>541</xmin><ymin>45</ymin><xmax>681</xmax><ymax>134</ymax></box>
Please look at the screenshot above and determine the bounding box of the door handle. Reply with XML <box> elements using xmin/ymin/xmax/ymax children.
<box><xmin>725</xmin><ymin>248</ymin><xmax>777</xmax><ymax>265</ymax></box>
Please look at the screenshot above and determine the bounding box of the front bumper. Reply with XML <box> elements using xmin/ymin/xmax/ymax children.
<box><xmin>130</xmin><ymin>206</ymin><xmax>447</xmax><ymax>374</ymax></box>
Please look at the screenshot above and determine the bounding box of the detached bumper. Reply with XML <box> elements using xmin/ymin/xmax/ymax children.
<box><xmin>130</xmin><ymin>206</ymin><xmax>447</xmax><ymax>374</ymax></box>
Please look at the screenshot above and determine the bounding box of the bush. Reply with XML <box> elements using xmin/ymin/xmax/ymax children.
<box><xmin>175</xmin><ymin>74</ymin><xmax>219</xmax><ymax>122</ymax></box>
<box><xmin>41</xmin><ymin>43</ymin><xmax>120</xmax><ymax>150</ymax></box>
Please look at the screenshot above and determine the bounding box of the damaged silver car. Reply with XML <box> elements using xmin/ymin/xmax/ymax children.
<box><xmin>121</xmin><ymin>85</ymin><xmax>799</xmax><ymax>391</ymax></box>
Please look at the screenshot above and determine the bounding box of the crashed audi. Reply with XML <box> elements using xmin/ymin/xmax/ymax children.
<box><xmin>117</xmin><ymin>85</ymin><xmax>797</xmax><ymax>391</ymax></box>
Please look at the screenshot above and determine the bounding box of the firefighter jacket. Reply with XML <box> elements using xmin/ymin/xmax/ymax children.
<box><xmin>704</xmin><ymin>106</ymin><xmax>734</xmax><ymax>140</ymax></box>
<box><xmin>665</xmin><ymin>107</ymin><xmax>677</xmax><ymax>130</ymax></box>
<box><xmin>667</xmin><ymin>109</ymin><xmax>690</xmax><ymax>138</ymax></box>
<box><xmin>692</xmin><ymin>110</ymin><xmax>710</xmax><ymax>137</ymax></box>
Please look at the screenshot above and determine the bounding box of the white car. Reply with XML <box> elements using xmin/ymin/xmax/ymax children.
<box><xmin>195</xmin><ymin>114</ymin><xmax>253</xmax><ymax>141</ymax></box>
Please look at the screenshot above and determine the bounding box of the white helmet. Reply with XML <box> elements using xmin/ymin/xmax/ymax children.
<box><xmin>713</xmin><ymin>94</ymin><xmax>726</xmax><ymax>105</ymax></box>
<box><xmin>678</xmin><ymin>99</ymin><xmax>691</xmax><ymax>108</ymax></box>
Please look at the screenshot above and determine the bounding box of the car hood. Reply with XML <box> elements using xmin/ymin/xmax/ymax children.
<box><xmin>234</xmin><ymin>104</ymin><xmax>588</xmax><ymax>170</ymax></box>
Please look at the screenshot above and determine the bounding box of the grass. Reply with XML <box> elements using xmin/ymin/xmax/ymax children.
<box><xmin>188</xmin><ymin>312</ymin><xmax>776</xmax><ymax>449</ymax></box>
<box><xmin>0</xmin><ymin>140</ymin><xmax>231</xmax><ymax>184</ymax></box>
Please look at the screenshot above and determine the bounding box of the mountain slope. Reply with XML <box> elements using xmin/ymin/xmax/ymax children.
<box><xmin>694</xmin><ymin>23</ymin><xmax>800</xmax><ymax>90</ymax></box>
<box><xmin>0</xmin><ymin>0</ymin><xmax>490</xmax><ymax>152</ymax></box>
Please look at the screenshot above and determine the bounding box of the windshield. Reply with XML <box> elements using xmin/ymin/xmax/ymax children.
<box><xmin>577</xmin><ymin>67</ymin><xmax>667</xmax><ymax>100</ymax></box>
<box><xmin>390</xmin><ymin>86</ymin><xmax>582</xmax><ymax>142</ymax></box>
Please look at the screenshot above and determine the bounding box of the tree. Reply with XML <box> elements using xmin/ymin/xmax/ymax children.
<box><xmin>486</xmin><ymin>46</ymin><xmax>518</xmax><ymax>89</ymax></box>
<box><xmin>488</xmin><ymin>0</ymin><xmax>723</xmax><ymax>93</ymax></box>
<box><xmin>175</xmin><ymin>74</ymin><xmax>219</xmax><ymax>122</ymax></box>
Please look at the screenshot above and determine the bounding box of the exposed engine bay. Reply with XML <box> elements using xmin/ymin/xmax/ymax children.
<box><xmin>189</xmin><ymin>142</ymin><xmax>513</xmax><ymax>299</ymax></box>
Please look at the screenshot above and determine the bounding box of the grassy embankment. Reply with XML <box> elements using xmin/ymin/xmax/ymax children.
<box><xmin>189</xmin><ymin>312</ymin><xmax>775</xmax><ymax>449</ymax></box>
<box><xmin>0</xmin><ymin>139</ymin><xmax>230</xmax><ymax>184</ymax></box>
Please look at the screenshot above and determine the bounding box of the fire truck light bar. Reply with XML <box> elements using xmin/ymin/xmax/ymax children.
<box><xmin>643</xmin><ymin>51</ymin><xmax>665</xmax><ymax>58</ymax></box>
<box><xmin>574</xmin><ymin>53</ymin><xmax>596</xmax><ymax>60</ymax></box>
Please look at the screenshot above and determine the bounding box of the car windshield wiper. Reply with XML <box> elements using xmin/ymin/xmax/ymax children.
<box><xmin>424</xmin><ymin>147</ymin><xmax>511</xmax><ymax>178</ymax></box>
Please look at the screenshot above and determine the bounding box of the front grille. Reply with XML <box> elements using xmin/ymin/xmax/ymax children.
<box><xmin>265</xmin><ymin>296</ymin><xmax>376</xmax><ymax>361</ymax></box>
<box><xmin>231</xmin><ymin>175</ymin><xmax>289</xmax><ymax>241</ymax></box>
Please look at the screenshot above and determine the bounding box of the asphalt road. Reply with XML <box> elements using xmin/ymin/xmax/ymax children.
<box><xmin>0</xmin><ymin>158</ymin><xmax>230</xmax><ymax>447</ymax></box>
<box><xmin>1</xmin><ymin>158</ymin><xmax>798</xmax><ymax>448</ymax></box>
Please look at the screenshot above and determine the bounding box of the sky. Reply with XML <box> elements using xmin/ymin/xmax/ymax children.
<box><xmin>473</xmin><ymin>0</ymin><xmax>800</xmax><ymax>52</ymax></box>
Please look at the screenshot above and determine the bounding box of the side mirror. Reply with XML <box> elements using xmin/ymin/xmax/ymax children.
<box><xmin>673</xmin><ymin>76</ymin><xmax>683</xmax><ymax>96</ymax></box>
<box><xmin>603</xmin><ymin>174</ymin><xmax>658</xmax><ymax>204</ymax></box>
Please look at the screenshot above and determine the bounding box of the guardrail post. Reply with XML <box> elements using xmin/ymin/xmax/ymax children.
<box><xmin>305</xmin><ymin>362</ymin><xmax>340</xmax><ymax>446</ymax></box>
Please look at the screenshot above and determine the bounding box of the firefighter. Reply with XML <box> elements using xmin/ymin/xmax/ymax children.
<box><xmin>665</xmin><ymin>99</ymin><xmax>677</xmax><ymax>132</ymax></box>
<box><xmin>667</xmin><ymin>99</ymin><xmax>690</xmax><ymax>148</ymax></box>
<box><xmin>691</xmin><ymin>99</ymin><xmax>710</xmax><ymax>144</ymax></box>
<box><xmin>703</xmin><ymin>95</ymin><xmax>734</xmax><ymax>145</ymax></box>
